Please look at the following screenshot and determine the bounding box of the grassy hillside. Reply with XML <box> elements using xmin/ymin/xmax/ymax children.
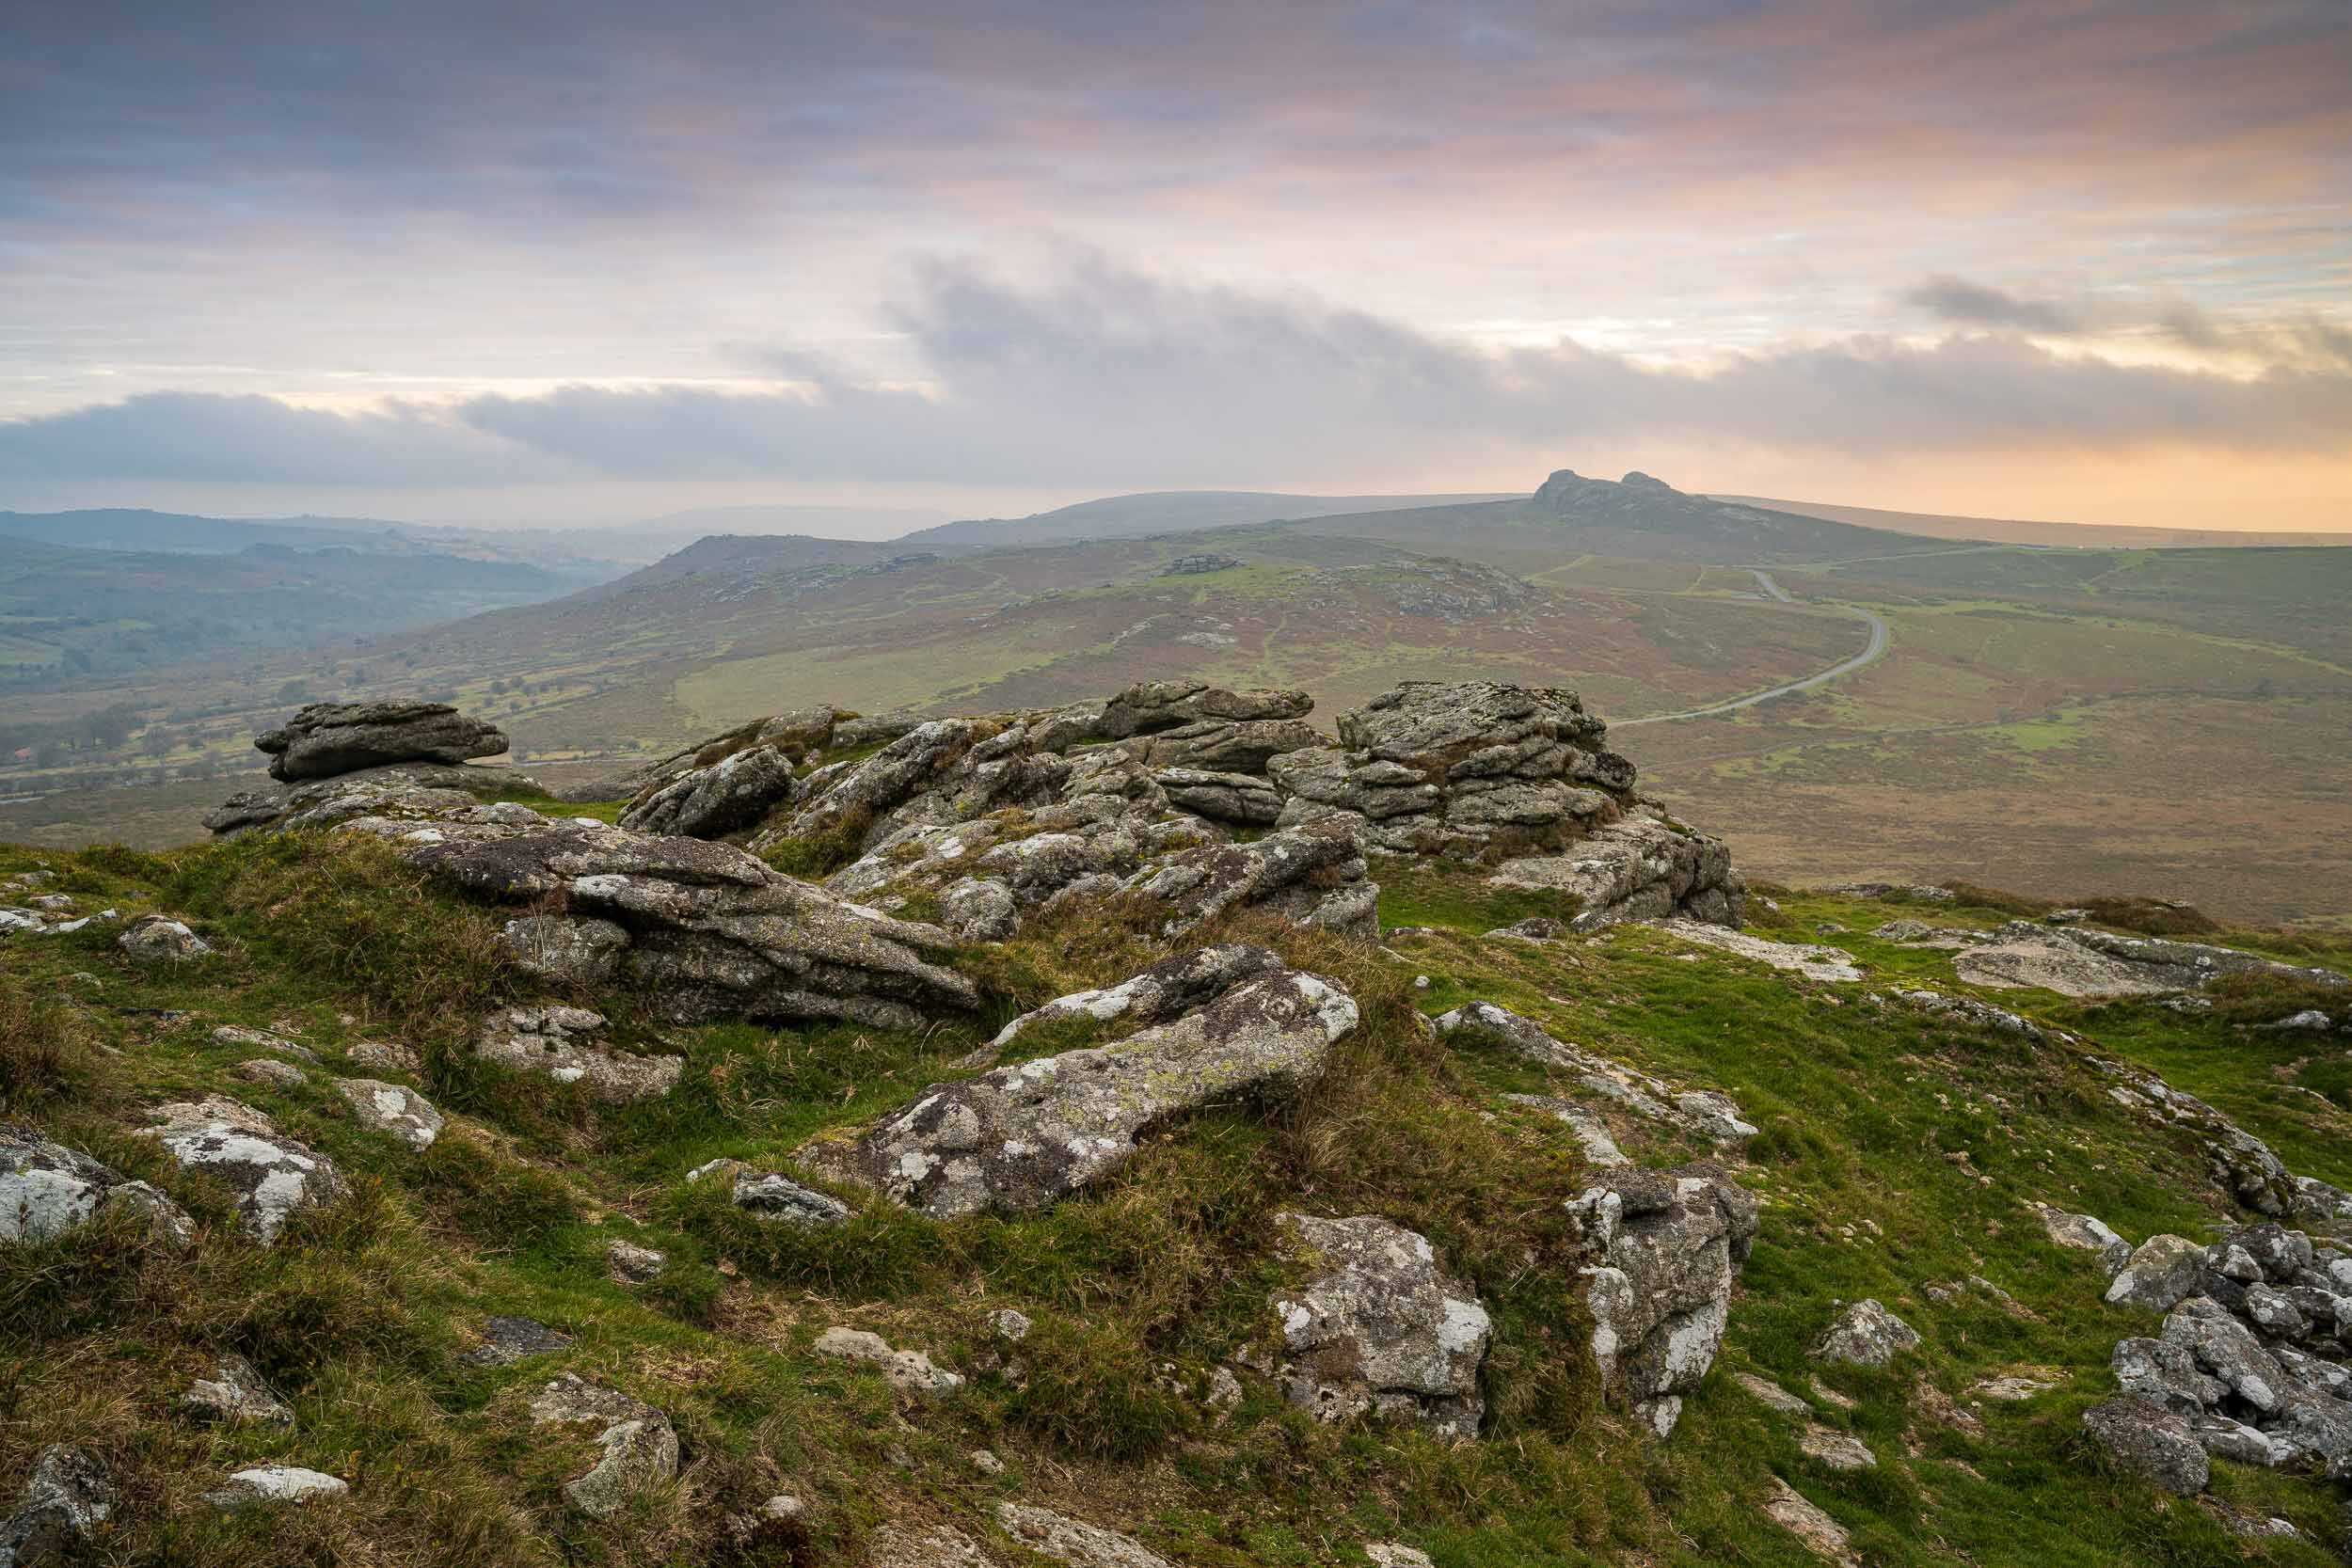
<box><xmin>6</xmin><ymin>829</ymin><xmax>2350</xmax><ymax>1565</ymax></box>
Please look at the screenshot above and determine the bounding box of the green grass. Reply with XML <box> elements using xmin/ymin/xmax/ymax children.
<box><xmin>3</xmin><ymin>831</ymin><xmax>2348</xmax><ymax>1564</ymax></box>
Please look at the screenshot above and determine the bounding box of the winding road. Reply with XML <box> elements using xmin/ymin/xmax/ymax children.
<box><xmin>1613</xmin><ymin>570</ymin><xmax>1890</xmax><ymax>728</ymax></box>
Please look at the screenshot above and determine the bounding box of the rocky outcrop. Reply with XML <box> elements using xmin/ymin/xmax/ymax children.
<box><xmin>1651</xmin><ymin>919</ymin><xmax>1861</xmax><ymax>982</ymax></box>
<box><xmin>2090</xmin><ymin>1219</ymin><xmax>2352</xmax><ymax>1487</ymax></box>
<box><xmin>202</xmin><ymin>761</ymin><xmax>553</xmax><ymax>838</ymax></box>
<box><xmin>1263</xmin><ymin>1212</ymin><xmax>1491</xmax><ymax>1438</ymax></box>
<box><xmin>810</xmin><ymin>966</ymin><xmax>1357</xmax><ymax>1218</ymax></box>
<box><xmin>2</xmin><ymin>1124</ymin><xmax>195</xmax><ymax>1247</ymax></box>
<box><xmin>1564</xmin><ymin>1164</ymin><xmax>1757</xmax><ymax>1435</ymax></box>
<box><xmin>1163</xmin><ymin>553</ymin><xmax>1242</xmax><ymax>576</ymax></box>
<box><xmin>1123</xmin><ymin>817</ymin><xmax>1379</xmax><ymax>941</ymax></box>
<box><xmin>1266</xmin><ymin>681</ymin><xmax>1624</xmax><ymax>858</ymax></box>
<box><xmin>1488</xmin><ymin>814</ymin><xmax>1743</xmax><ymax>929</ymax></box>
<box><xmin>1957</xmin><ymin>923</ymin><xmax>2348</xmax><ymax>1000</ymax></box>
<box><xmin>473</xmin><ymin>1006</ymin><xmax>683</xmax><ymax>1103</ymax></box>
<box><xmin>139</xmin><ymin>1098</ymin><xmax>346</xmax><ymax>1245</ymax></box>
<box><xmin>0</xmin><ymin>1446</ymin><xmax>112</xmax><ymax>1566</ymax></box>
<box><xmin>409</xmin><ymin>825</ymin><xmax>978</xmax><ymax>1030</ymax></box>
<box><xmin>617</xmin><ymin>708</ymin><xmax>843</xmax><ymax>837</ymax></box>
<box><xmin>527</xmin><ymin>1375</ymin><xmax>680</xmax><ymax>1520</ymax></box>
<box><xmin>256</xmin><ymin>700</ymin><xmax>506</xmax><ymax>782</ymax></box>
<box><xmin>2083</xmin><ymin>1399</ymin><xmax>2209</xmax><ymax>1495</ymax></box>
<box><xmin>2089</xmin><ymin>1057</ymin><xmax>2350</xmax><ymax>1219</ymax></box>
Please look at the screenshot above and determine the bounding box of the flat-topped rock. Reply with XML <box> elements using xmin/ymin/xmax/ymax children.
<box><xmin>256</xmin><ymin>700</ymin><xmax>506</xmax><ymax>782</ymax></box>
<box><xmin>811</xmin><ymin>966</ymin><xmax>1357</xmax><ymax>1218</ymax></box>
<box><xmin>2</xmin><ymin>1123</ymin><xmax>195</xmax><ymax>1247</ymax></box>
<box><xmin>139</xmin><ymin>1098</ymin><xmax>346</xmax><ymax>1245</ymax></box>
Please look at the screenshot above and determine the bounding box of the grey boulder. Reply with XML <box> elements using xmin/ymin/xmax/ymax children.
<box><xmin>183</xmin><ymin>1352</ymin><xmax>295</xmax><ymax>1431</ymax></box>
<box><xmin>811</xmin><ymin>967</ymin><xmax>1357</xmax><ymax>1218</ymax></box>
<box><xmin>139</xmin><ymin>1098</ymin><xmax>346</xmax><ymax>1245</ymax></box>
<box><xmin>1811</xmin><ymin>1299</ymin><xmax>1920</xmax><ymax>1368</ymax></box>
<box><xmin>117</xmin><ymin>914</ymin><xmax>212</xmax><ymax>965</ymax></box>
<box><xmin>527</xmin><ymin>1374</ymin><xmax>679</xmax><ymax>1520</ymax></box>
<box><xmin>473</xmin><ymin>1006</ymin><xmax>682</xmax><ymax>1104</ymax></box>
<box><xmin>1565</xmin><ymin>1164</ymin><xmax>1758</xmax><ymax>1435</ymax></box>
<box><xmin>333</xmin><ymin>1078</ymin><xmax>444</xmax><ymax>1150</ymax></box>
<box><xmin>1123</xmin><ymin>817</ymin><xmax>1379</xmax><ymax>941</ymax></box>
<box><xmin>1266</xmin><ymin>1212</ymin><xmax>1491</xmax><ymax>1438</ymax></box>
<box><xmin>2083</xmin><ymin>1398</ymin><xmax>2209</xmax><ymax>1495</ymax></box>
<box><xmin>0</xmin><ymin>1446</ymin><xmax>112</xmax><ymax>1567</ymax></box>
<box><xmin>1</xmin><ymin>1123</ymin><xmax>194</xmax><ymax>1247</ymax></box>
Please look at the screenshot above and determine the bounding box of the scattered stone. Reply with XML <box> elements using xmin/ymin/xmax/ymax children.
<box><xmin>118</xmin><ymin>914</ymin><xmax>211</xmax><ymax>965</ymax></box>
<box><xmin>139</xmin><ymin>1098</ymin><xmax>345</xmax><ymax>1245</ymax></box>
<box><xmin>1163</xmin><ymin>552</ymin><xmax>1242</xmax><ymax>575</ymax></box>
<box><xmin>234</xmin><ymin>1058</ymin><xmax>308</xmax><ymax>1090</ymax></box>
<box><xmin>963</xmin><ymin>942</ymin><xmax>1284</xmax><ymax>1067</ymax></box>
<box><xmin>988</xmin><ymin>1308</ymin><xmax>1033</xmax><ymax>1343</ymax></box>
<box><xmin>1265</xmin><ymin>1212</ymin><xmax>1491</xmax><ymax>1438</ymax></box>
<box><xmin>1652</xmin><ymin>920</ymin><xmax>1862</xmax><ymax>982</ymax></box>
<box><xmin>731</xmin><ymin>1170</ymin><xmax>850</xmax><ymax>1227</ymax></box>
<box><xmin>723</xmin><ymin>1493</ymin><xmax>810</xmax><ymax>1554</ymax></box>
<box><xmin>1437</xmin><ymin>1002</ymin><xmax>1755</xmax><ymax>1145</ymax></box>
<box><xmin>1971</xmin><ymin>1374</ymin><xmax>2061</xmax><ymax>1402</ymax></box>
<box><xmin>1762</xmin><ymin>1475</ymin><xmax>1857</xmax><ymax>1564</ymax></box>
<box><xmin>256</xmin><ymin>700</ymin><xmax>505</xmax><ymax>782</ymax></box>
<box><xmin>527</xmin><ymin>1374</ymin><xmax>680</xmax><ymax>1519</ymax></box>
<box><xmin>210</xmin><ymin>1024</ymin><xmax>317</xmax><ymax>1061</ymax></box>
<box><xmin>813</xmin><ymin>1326</ymin><xmax>964</xmax><ymax>1397</ymax></box>
<box><xmin>812</xmin><ymin>968</ymin><xmax>1355</xmax><ymax>1218</ymax></box>
<box><xmin>2032</xmin><ymin>1212</ymin><xmax>2145</xmax><ymax>1278</ymax></box>
<box><xmin>2082</xmin><ymin>1398</ymin><xmax>2208</xmax><ymax>1495</ymax></box>
<box><xmin>183</xmin><ymin>1352</ymin><xmax>294</xmax><ymax>1430</ymax></box>
<box><xmin>345</xmin><ymin>1040</ymin><xmax>420</xmax><ymax>1074</ymax></box>
<box><xmin>2091</xmin><ymin>1058</ymin><xmax>2324</xmax><ymax>1217</ymax></box>
<box><xmin>0</xmin><ymin>1123</ymin><xmax>195</xmax><ymax>1247</ymax></box>
<box><xmin>608</xmin><ymin>1240</ymin><xmax>667</xmax><ymax>1283</ymax></box>
<box><xmin>967</xmin><ymin>1448</ymin><xmax>1005</xmax><ymax>1476</ymax></box>
<box><xmin>1501</xmin><ymin>1094</ymin><xmax>1629</xmax><ymax>1166</ymax></box>
<box><xmin>473</xmin><ymin>1006</ymin><xmax>682</xmax><ymax>1103</ymax></box>
<box><xmin>203</xmin><ymin>1465</ymin><xmax>349</xmax><ymax>1512</ymax></box>
<box><xmin>1798</xmin><ymin>1427</ymin><xmax>1877</xmax><ymax>1470</ymax></box>
<box><xmin>1565</xmin><ymin>1164</ymin><xmax>1758</xmax><ymax>1435</ymax></box>
<box><xmin>0</xmin><ymin>1446</ymin><xmax>113</xmax><ymax>1566</ymax></box>
<box><xmin>458</xmin><ymin>1316</ymin><xmax>573</xmax><ymax>1368</ymax></box>
<box><xmin>1364</xmin><ymin>1545</ymin><xmax>1436</xmax><ymax>1568</ymax></box>
<box><xmin>2106</xmin><ymin>1236</ymin><xmax>2211</xmax><ymax>1312</ymax></box>
<box><xmin>993</xmin><ymin>1502</ymin><xmax>1173</xmax><ymax>1568</ymax></box>
<box><xmin>1812</xmin><ymin>1300</ymin><xmax>1920</xmax><ymax>1367</ymax></box>
<box><xmin>333</xmin><ymin>1078</ymin><xmax>443</xmax><ymax>1150</ymax></box>
<box><xmin>1733</xmin><ymin>1370</ymin><xmax>1812</xmax><ymax>1415</ymax></box>
<box><xmin>870</xmin><ymin>1524</ymin><xmax>992</xmax><ymax>1567</ymax></box>
<box><xmin>1894</xmin><ymin>989</ymin><xmax>2062</xmax><ymax>1042</ymax></box>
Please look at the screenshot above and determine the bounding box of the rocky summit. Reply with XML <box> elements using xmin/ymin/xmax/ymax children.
<box><xmin>4</xmin><ymin>684</ymin><xmax>2351</xmax><ymax>1566</ymax></box>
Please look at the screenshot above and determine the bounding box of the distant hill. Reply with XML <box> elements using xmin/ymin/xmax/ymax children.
<box><xmin>1285</xmin><ymin>470</ymin><xmax>1939</xmax><ymax>565</ymax></box>
<box><xmin>0</xmin><ymin>532</ymin><xmax>603</xmax><ymax>683</ymax></box>
<box><xmin>1711</xmin><ymin>495</ymin><xmax>2352</xmax><ymax>550</ymax></box>
<box><xmin>613</xmin><ymin>503</ymin><xmax>951</xmax><ymax>544</ymax></box>
<box><xmin>901</xmin><ymin>489</ymin><xmax>1518</xmax><ymax>548</ymax></box>
<box><xmin>0</xmin><ymin>507</ymin><xmax>430</xmax><ymax>555</ymax></box>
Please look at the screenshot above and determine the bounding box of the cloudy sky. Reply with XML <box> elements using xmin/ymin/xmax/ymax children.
<box><xmin>4</xmin><ymin>0</ymin><xmax>2349</xmax><ymax>530</ymax></box>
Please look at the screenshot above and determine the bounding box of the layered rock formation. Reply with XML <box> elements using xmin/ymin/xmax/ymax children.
<box><xmin>257</xmin><ymin>700</ymin><xmax>506</xmax><ymax>782</ymax></box>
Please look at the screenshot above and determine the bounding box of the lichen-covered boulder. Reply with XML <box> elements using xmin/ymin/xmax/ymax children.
<box><xmin>472</xmin><ymin>1006</ymin><xmax>682</xmax><ymax>1103</ymax></box>
<box><xmin>2106</xmin><ymin>1236</ymin><xmax>2213</xmax><ymax>1312</ymax></box>
<box><xmin>1488</xmin><ymin>813</ymin><xmax>1743</xmax><ymax>929</ymax></box>
<box><xmin>2</xmin><ymin>1124</ymin><xmax>195</xmax><ymax>1247</ymax></box>
<box><xmin>1096</xmin><ymin>681</ymin><xmax>1312</xmax><ymax>739</ymax></box>
<box><xmin>0</xmin><ymin>1445</ymin><xmax>112</xmax><ymax>1565</ymax></box>
<box><xmin>730</xmin><ymin>1171</ymin><xmax>850</xmax><ymax>1227</ymax></box>
<box><xmin>527</xmin><ymin>1375</ymin><xmax>679</xmax><ymax>1520</ymax></box>
<box><xmin>2037</xmin><ymin>1205</ymin><xmax>2131</xmax><ymax>1275</ymax></box>
<box><xmin>1812</xmin><ymin>1300</ymin><xmax>1921</xmax><ymax>1368</ymax></box>
<box><xmin>332</xmin><ymin>1078</ymin><xmax>444</xmax><ymax>1150</ymax></box>
<box><xmin>1265</xmin><ymin>1212</ymin><xmax>1491</xmax><ymax>1438</ymax></box>
<box><xmin>620</xmin><ymin>743</ymin><xmax>799</xmax><ymax>837</ymax></box>
<box><xmin>255</xmin><ymin>700</ymin><xmax>505</xmax><ymax>782</ymax></box>
<box><xmin>1123</xmin><ymin>817</ymin><xmax>1378</xmax><ymax>941</ymax></box>
<box><xmin>139</xmin><ymin>1098</ymin><xmax>346</xmax><ymax>1245</ymax></box>
<box><xmin>202</xmin><ymin>1465</ymin><xmax>348</xmax><ymax>1512</ymax></box>
<box><xmin>409</xmin><ymin>825</ymin><xmax>978</xmax><ymax>1030</ymax></box>
<box><xmin>812</xmin><ymin>968</ymin><xmax>1357</xmax><ymax>1218</ymax></box>
<box><xmin>202</xmin><ymin>760</ymin><xmax>553</xmax><ymax>838</ymax></box>
<box><xmin>966</xmin><ymin>943</ymin><xmax>1285</xmax><ymax>1067</ymax></box>
<box><xmin>118</xmin><ymin>914</ymin><xmax>212</xmax><ymax>965</ymax></box>
<box><xmin>993</xmin><ymin>1502</ymin><xmax>1176</xmax><ymax>1568</ymax></box>
<box><xmin>2083</xmin><ymin>1399</ymin><xmax>2209</xmax><ymax>1495</ymax></box>
<box><xmin>1565</xmin><ymin>1164</ymin><xmax>1758</xmax><ymax>1435</ymax></box>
